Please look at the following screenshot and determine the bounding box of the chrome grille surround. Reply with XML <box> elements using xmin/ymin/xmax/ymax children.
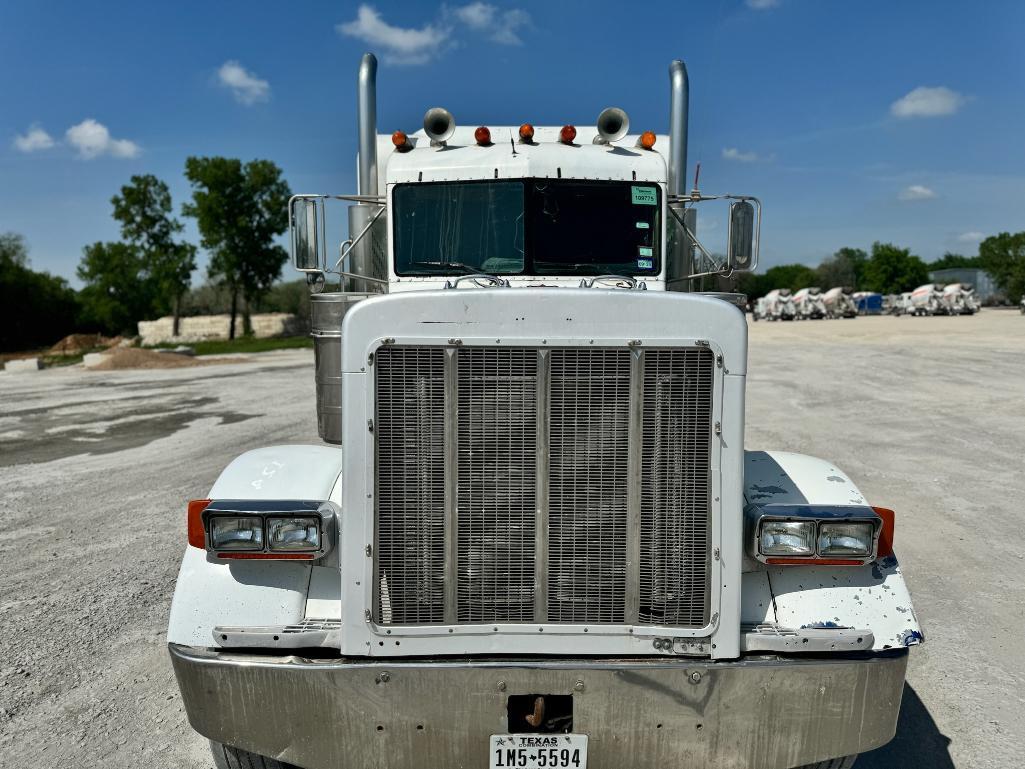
<box><xmin>374</xmin><ymin>344</ymin><xmax>715</xmax><ymax>631</ymax></box>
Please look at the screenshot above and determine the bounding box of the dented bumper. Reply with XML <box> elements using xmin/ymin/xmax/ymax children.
<box><xmin>170</xmin><ymin>644</ymin><xmax>907</xmax><ymax>769</ymax></box>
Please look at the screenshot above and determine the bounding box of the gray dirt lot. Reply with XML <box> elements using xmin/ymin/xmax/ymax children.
<box><xmin>1</xmin><ymin>312</ymin><xmax>1024</xmax><ymax>768</ymax></box>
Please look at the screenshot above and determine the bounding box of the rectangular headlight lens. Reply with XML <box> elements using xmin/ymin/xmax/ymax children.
<box><xmin>818</xmin><ymin>522</ymin><xmax>874</xmax><ymax>557</ymax></box>
<box><xmin>267</xmin><ymin>516</ymin><xmax>321</xmax><ymax>552</ymax></box>
<box><xmin>759</xmin><ymin>520</ymin><xmax>815</xmax><ymax>556</ymax></box>
<box><xmin>210</xmin><ymin>516</ymin><xmax>264</xmax><ymax>551</ymax></box>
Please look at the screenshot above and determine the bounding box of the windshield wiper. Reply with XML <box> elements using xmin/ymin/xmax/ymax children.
<box><xmin>409</xmin><ymin>260</ymin><xmax>477</xmax><ymax>273</ymax></box>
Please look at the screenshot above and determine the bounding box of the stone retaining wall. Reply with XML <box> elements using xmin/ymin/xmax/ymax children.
<box><xmin>138</xmin><ymin>313</ymin><xmax>303</xmax><ymax>346</ymax></box>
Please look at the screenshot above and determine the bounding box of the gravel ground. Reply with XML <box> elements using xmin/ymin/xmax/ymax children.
<box><xmin>1</xmin><ymin>311</ymin><xmax>1023</xmax><ymax>768</ymax></box>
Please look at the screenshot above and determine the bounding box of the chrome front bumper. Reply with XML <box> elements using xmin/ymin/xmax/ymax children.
<box><xmin>170</xmin><ymin>644</ymin><xmax>907</xmax><ymax>769</ymax></box>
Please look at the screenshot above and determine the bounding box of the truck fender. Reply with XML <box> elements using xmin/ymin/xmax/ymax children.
<box><xmin>167</xmin><ymin>445</ymin><xmax>343</xmax><ymax>647</ymax></box>
<box><xmin>741</xmin><ymin>451</ymin><xmax>924</xmax><ymax>651</ymax></box>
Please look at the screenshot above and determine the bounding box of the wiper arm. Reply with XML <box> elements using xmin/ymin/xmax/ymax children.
<box><xmin>409</xmin><ymin>260</ymin><xmax>476</xmax><ymax>273</ymax></box>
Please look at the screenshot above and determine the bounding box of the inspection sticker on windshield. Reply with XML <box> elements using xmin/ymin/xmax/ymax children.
<box><xmin>637</xmin><ymin>258</ymin><xmax>653</xmax><ymax>269</ymax></box>
<box><xmin>490</xmin><ymin>734</ymin><xmax>587</xmax><ymax>769</ymax></box>
<box><xmin>635</xmin><ymin>221</ymin><xmax>650</xmax><ymax>229</ymax></box>
<box><xmin>631</xmin><ymin>186</ymin><xmax>657</xmax><ymax>205</ymax></box>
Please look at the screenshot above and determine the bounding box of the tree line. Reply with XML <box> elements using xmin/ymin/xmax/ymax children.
<box><xmin>1</xmin><ymin>156</ymin><xmax>292</xmax><ymax>352</ymax></box>
<box><xmin>734</xmin><ymin>238</ymin><xmax>1025</xmax><ymax>301</ymax></box>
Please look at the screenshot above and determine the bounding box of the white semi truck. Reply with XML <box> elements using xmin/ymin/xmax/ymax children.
<box><xmin>168</xmin><ymin>53</ymin><xmax>922</xmax><ymax>769</ymax></box>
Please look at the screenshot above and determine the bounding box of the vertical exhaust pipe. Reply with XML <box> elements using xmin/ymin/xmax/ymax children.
<box><xmin>668</xmin><ymin>60</ymin><xmax>689</xmax><ymax>197</ymax></box>
<box><xmin>357</xmin><ymin>52</ymin><xmax>378</xmax><ymax>197</ymax></box>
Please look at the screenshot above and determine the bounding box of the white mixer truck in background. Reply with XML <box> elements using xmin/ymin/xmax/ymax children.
<box><xmin>941</xmin><ymin>283</ymin><xmax>979</xmax><ymax>315</ymax></box>
<box><xmin>756</xmin><ymin>288</ymin><xmax>797</xmax><ymax>321</ymax></box>
<box><xmin>822</xmin><ymin>286</ymin><xmax>858</xmax><ymax>319</ymax></box>
<box><xmin>909</xmin><ymin>283</ymin><xmax>945</xmax><ymax>316</ymax></box>
<box><xmin>167</xmin><ymin>52</ymin><xmax>922</xmax><ymax>769</ymax></box>
<box><xmin>793</xmin><ymin>287</ymin><xmax>827</xmax><ymax>320</ymax></box>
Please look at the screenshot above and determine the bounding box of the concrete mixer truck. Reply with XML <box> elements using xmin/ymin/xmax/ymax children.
<box><xmin>166</xmin><ymin>52</ymin><xmax>922</xmax><ymax>769</ymax></box>
<box><xmin>760</xmin><ymin>288</ymin><xmax>797</xmax><ymax>321</ymax></box>
<box><xmin>793</xmin><ymin>287</ymin><xmax>827</xmax><ymax>320</ymax></box>
<box><xmin>942</xmin><ymin>283</ymin><xmax>978</xmax><ymax>315</ymax></box>
<box><xmin>909</xmin><ymin>283</ymin><xmax>945</xmax><ymax>316</ymax></box>
<box><xmin>822</xmin><ymin>286</ymin><xmax>857</xmax><ymax>319</ymax></box>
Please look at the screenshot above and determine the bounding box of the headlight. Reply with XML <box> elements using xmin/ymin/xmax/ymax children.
<box><xmin>209</xmin><ymin>516</ymin><xmax>264</xmax><ymax>551</ymax></box>
<box><xmin>268</xmin><ymin>516</ymin><xmax>321</xmax><ymax>552</ymax></box>
<box><xmin>759</xmin><ymin>521</ymin><xmax>815</xmax><ymax>556</ymax></box>
<box><xmin>818</xmin><ymin>522</ymin><xmax>874</xmax><ymax>557</ymax></box>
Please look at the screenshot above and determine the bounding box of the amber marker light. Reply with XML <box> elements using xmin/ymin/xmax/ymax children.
<box><xmin>519</xmin><ymin>123</ymin><xmax>535</xmax><ymax>142</ymax></box>
<box><xmin>559</xmin><ymin>125</ymin><xmax>577</xmax><ymax>144</ymax></box>
<box><xmin>639</xmin><ymin>131</ymin><xmax>657</xmax><ymax>150</ymax></box>
<box><xmin>391</xmin><ymin>130</ymin><xmax>411</xmax><ymax>151</ymax></box>
<box><xmin>474</xmin><ymin>126</ymin><xmax>492</xmax><ymax>145</ymax></box>
<box><xmin>187</xmin><ymin>499</ymin><xmax>211</xmax><ymax>549</ymax></box>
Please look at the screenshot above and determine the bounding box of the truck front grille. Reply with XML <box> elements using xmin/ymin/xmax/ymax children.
<box><xmin>374</xmin><ymin>345</ymin><xmax>714</xmax><ymax>629</ymax></box>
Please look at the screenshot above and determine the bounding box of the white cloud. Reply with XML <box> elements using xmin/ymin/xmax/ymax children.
<box><xmin>957</xmin><ymin>231</ymin><xmax>985</xmax><ymax>243</ymax></box>
<box><xmin>746</xmin><ymin>0</ymin><xmax>780</xmax><ymax>8</ymax></box>
<box><xmin>338</xmin><ymin>5</ymin><xmax>450</xmax><ymax>65</ymax></box>
<box><xmin>13</xmin><ymin>125</ymin><xmax>55</xmax><ymax>152</ymax></box>
<box><xmin>722</xmin><ymin>147</ymin><xmax>760</xmax><ymax>162</ymax></box>
<box><xmin>890</xmin><ymin>86</ymin><xmax>965</xmax><ymax>119</ymax></box>
<box><xmin>217</xmin><ymin>61</ymin><xmax>270</xmax><ymax>105</ymax></box>
<box><xmin>451</xmin><ymin>3</ymin><xmax>530</xmax><ymax>45</ymax></box>
<box><xmin>899</xmin><ymin>184</ymin><xmax>937</xmax><ymax>201</ymax></box>
<box><xmin>65</xmin><ymin>119</ymin><xmax>140</xmax><ymax>159</ymax></box>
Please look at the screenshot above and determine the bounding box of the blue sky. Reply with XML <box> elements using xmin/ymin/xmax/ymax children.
<box><xmin>2</xmin><ymin>0</ymin><xmax>1023</xmax><ymax>286</ymax></box>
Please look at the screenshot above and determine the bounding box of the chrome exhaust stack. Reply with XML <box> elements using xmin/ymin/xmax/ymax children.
<box><xmin>346</xmin><ymin>52</ymin><xmax>388</xmax><ymax>293</ymax></box>
<box><xmin>668</xmin><ymin>59</ymin><xmax>689</xmax><ymax>197</ymax></box>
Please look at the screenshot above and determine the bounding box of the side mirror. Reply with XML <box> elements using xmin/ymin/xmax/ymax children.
<box><xmin>727</xmin><ymin>200</ymin><xmax>758</xmax><ymax>272</ymax></box>
<box><xmin>291</xmin><ymin>197</ymin><xmax>322</xmax><ymax>271</ymax></box>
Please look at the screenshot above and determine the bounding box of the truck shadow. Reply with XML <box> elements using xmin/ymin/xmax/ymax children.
<box><xmin>856</xmin><ymin>684</ymin><xmax>954</xmax><ymax>768</ymax></box>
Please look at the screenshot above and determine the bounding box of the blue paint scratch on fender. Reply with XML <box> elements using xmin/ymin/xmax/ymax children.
<box><xmin>900</xmin><ymin>629</ymin><xmax>925</xmax><ymax>646</ymax></box>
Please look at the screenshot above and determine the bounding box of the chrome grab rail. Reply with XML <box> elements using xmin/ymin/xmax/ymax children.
<box><xmin>443</xmin><ymin>274</ymin><xmax>510</xmax><ymax>289</ymax></box>
<box><xmin>579</xmin><ymin>275</ymin><xmax>647</xmax><ymax>290</ymax></box>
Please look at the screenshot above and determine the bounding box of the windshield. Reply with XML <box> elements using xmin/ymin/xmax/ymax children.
<box><xmin>392</xmin><ymin>179</ymin><xmax>661</xmax><ymax>276</ymax></box>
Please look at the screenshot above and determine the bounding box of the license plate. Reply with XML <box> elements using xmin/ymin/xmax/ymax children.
<box><xmin>490</xmin><ymin>734</ymin><xmax>587</xmax><ymax>769</ymax></box>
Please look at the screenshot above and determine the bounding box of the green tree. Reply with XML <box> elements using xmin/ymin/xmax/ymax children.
<box><xmin>763</xmin><ymin>263</ymin><xmax>820</xmax><ymax>292</ymax></box>
<box><xmin>0</xmin><ymin>232</ymin><xmax>29</xmax><ymax>268</ymax></box>
<box><xmin>0</xmin><ymin>232</ymin><xmax>80</xmax><ymax>351</ymax></box>
<box><xmin>978</xmin><ymin>232</ymin><xmax>1025</xmax><ymax>301</ymax></box>
<box><xmin>76</xmin><ymin>241</ymin><xmax>153</xmax><ymax>335</ymax></box>
<box><xmin>111</xmin><ymin>175</ymin><xmax>196</xmax><ymax>335</ymax></box>
<box><xmin>817</xmin><ymin>247</ymin><xmax>867</xmax><ymax>290</ymax></box>
<box><xmin>929</xmin><ymin>252</ymin><xmax>981</xmax><ymax>271</ymax></box>
<box><xmin>182</xmin><ymin>157</ymin><xmax>291</xmax><ymax>338</ymax></box>
<box><xmin>862</xmin><ymin>242</ymin><xmax>929</xmax><ymax>294</ymax></box>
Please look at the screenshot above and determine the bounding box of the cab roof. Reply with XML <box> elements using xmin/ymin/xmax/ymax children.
<box><xmin>377</xmin><ymin>127</ymin><xmax>670</xmax><ymax>187</ymax></box>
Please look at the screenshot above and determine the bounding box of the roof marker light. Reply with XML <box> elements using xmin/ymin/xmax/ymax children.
<box><xmin>638</xmin><ymin>131</ymin><xmax>657</xmax><ymax>150</ymax></box>
<box><xmin>519</xmin><ymin>123</ymin><xmax>535</xmax><ymax>142</ymax></box>
<box><xmin>391</xmin><ymin>131</ymin><xmax>412</xmax><ymax>152</ymax></box>
<box><xmin>474</xmin><ymin>126</ymin><xmax>492</xmax><ymax>145</ymax></box>
<box><xmin>559</xmin><ymin>125</ymin><xmax>577</xmax><ymax>144</ymax></box>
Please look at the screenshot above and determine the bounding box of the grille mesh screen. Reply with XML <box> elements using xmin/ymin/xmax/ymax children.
<box><xmin>456</xmin><ymin>348</ymin><xmax>538</xmax><ymax>622</ymax></box>
<box><xmin>547</xmin><ymin>349</ymin><xmax>631</xmax><ymax>623</ymax></box>
<box><xmin>639</xmin><ymin>349</ymin><xmax>714</xmax><ymax>626</ymax></box>
<box><xmin>375</xmin><ymin>345</ymin><xmax>713</xmax><ymax>629</ymax></box>
<box><xmin>375</xmin><ymin>347</ymin><xmax>446</xmax><ymax>624</ymax></box>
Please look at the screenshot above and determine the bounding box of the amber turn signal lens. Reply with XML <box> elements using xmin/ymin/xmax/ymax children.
<box><xmin>559</xmin><ymin>125</ymin><xmax>577</xmax><ymax>144</ymax></box>
<box><xmin>391</xmin><ymin>130</ymin><xmax>410</xmax><ymax>150</ymax></box>
<box><xmin>639</xmin><ymin>131</ymin><xmax>657</xmax><ymax>150</ymax></box>
<box><xmin>519</xmin><ymin>123</ymin><xmax>535</xmax><ymax>141</ymax></box>
<box><xmin>187</xmin><ymin>499</ymin><xmax>211</xmax><ymax>549</ymax></box>
<box><xmin>474</xmin><ymin>126</ymin><xmax>491</xmax><ymax>144</ymax></box>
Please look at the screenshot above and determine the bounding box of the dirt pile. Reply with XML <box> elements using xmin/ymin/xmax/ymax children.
<box><xmin>48</xmin><ymin>333</ymin><xmax>126</xmax><ymax>355</ymax></box>
<box><xmin>87</xmin><ymin>347</ymin><xmax>241</xmax><ymax>370</ymax></box>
